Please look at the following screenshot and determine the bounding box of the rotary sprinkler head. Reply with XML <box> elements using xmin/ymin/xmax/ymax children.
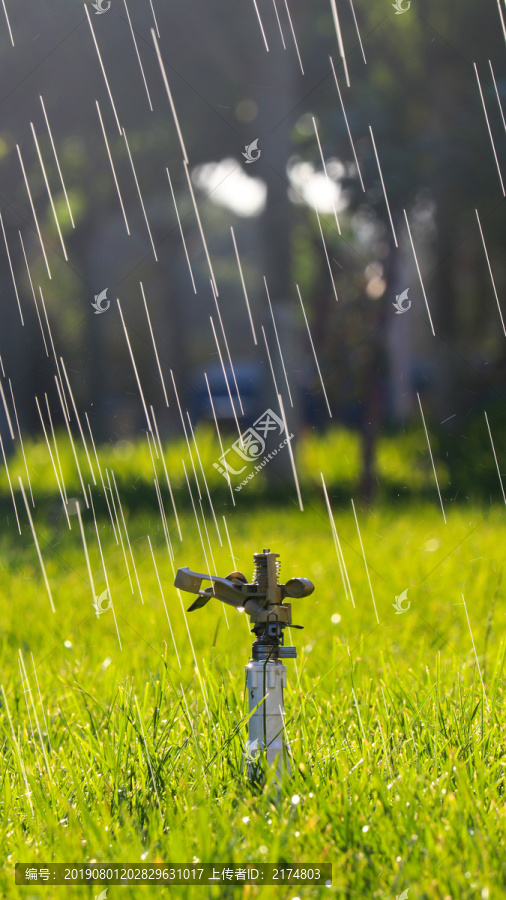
<box><xmin>175</xmin><ymin>549</ymin><xmax>314</xmax><ymax>780</ymax></box>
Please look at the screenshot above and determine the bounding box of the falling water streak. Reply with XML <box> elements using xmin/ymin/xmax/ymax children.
<box><xmin>197</xmin><ymin>493</ymin><xmax>217</xmax><ymax>571</ymax></box>
<box><xmin>141</xmin><ymin>283</ymin><xmax>169</xmax><ymax>405</ymax></box>
<box><xmin>60</xmin><ymin>357</ymin><xmax>97</xmax><ymax>485</ymax></box>
<box><xmin>149</xmin><ymin>0</ymin><xmax>160</xmax><ymax>36</ymax></box>
<box><xmin>44</xmin><ymin>393</ymin><xmax>69</xmax><ymax>506</ymax></box>
<box><xmin>475</xmin><ymin>209</ymin><xmax>506</xmax><ymax>337</ymax></box>
<box><xmin>111</xmin><ymin>470</ymin><xmax>145</xmax><ymax>604</ymax></box>
<box><xmin>1</xmin><ymin>0</ymin><xmax>14</xmax><ymax>45</ymax></box>
<box><xmin>329</xmin><ymin>57</ymin><xmax>365</xmax><ymax>191</ymax></box>
<box><xmin>18</xmin><ymin>478</ymin><xmax>55</xmax><ymax>612</ymax></box>
<box><xmin>35</xmin><ymin>396</ymin><xmax>71</xmax><ymax>528</ymax></box>
<box><xmin>403</xmin><ymin>210</ymin><xmax>436</xmax><ymax>336</ymax></box>
<box><xmin>296</xmin><ymin>284</ymin><xmax>332</xmax><ymax>418</ymax></box>
<box><xmin>0</xmin><ymin>434</ymin><xmax>21</xmax><ymax>533</ymax></box>
<box><xmin>321</xmin><ymin>474</ymin><xmax>355</xmax><ymax>607</ymax></box>
<box><xmin>75</xmin><ymin>501</ymin><xmax>98</xmax><ymax>611</ymax></box>
<box><xmin>40</xmin><ymin>96</ymin><xmax>75</xmax><ymax>228</ymax></box>
<box><xmin>0</xmin><ymin>380</ymin><xmax>15</xmax><ymax>439</ymax></box>
<box><xmin>117</xmin><ymin>298</ymin><xmax>153</xmax><ymax>434</ymax></box>
<box><xmin>489</xmin><ymin>60</ymin><xmax>506</xmax><ymax>134</ymax></box>
<box><xmin>209</xmin><ymin>317</ymin><xmax>243</xmax><ymax>445</ymax></box>
<box><xmin>84</xmin><ymin>412</ymin><xmax>119</xmax><ymax>543</ymax></box>
<box><xmin>106</xmin><ymin>467</ymin><xmax>134</xmax><ymax>592</ymax></box>
<box><xmin>145</xmin><ymin>430</ymin><xmax>168</xmax><ymax>540</ymax></box>
<box><xmin>19</xmin><ymin>651</ymin><xmax>50</xmax><ymax>777</ymax></box>
<box><xmin>170</xmin><ymin>369</ymin><xmax>202</xmax><ymax>499</ymax></box>
<box><xmin>1</xmin><ymin>687</ymin><xmax>34</xmax><ymax>818</ymax></box>
<box><xmin>30</xmin><ymin>652</ymin><xmax>52</xmax><ymax>754</ymax></box>
<box><xmin>150</xmin><ymin>405</ymin><xmax>182</xmax><ymax>540</ymax></box>
<box><xmin>0</xmin><ymin>212</ymin><xmax>24</xmax><ymax>324</ymax></box>
<box><xmin>231</xmin><ymin>227</ymin><xmax>257</xmax><ymax>344</ymax></box>
<box><xmin>19</xmin><ymin>233</ymin><xmax>48</xmax><ymax>353</ymax></box>
<box><xmin>497</xmin><ymin>0</ymin><xmax>506</xmax><ymax>44</ymax></box>
<box><xmin>96</xmin><ymin>101</ymin><xmax>131</xmax><ymax>235</ymax></box>
<box><xmin>123</xmin><ymin>127</ymin><xmax>158</xmax><ymax>259</ymax></box>
<box><xmin>166</xmin><ymin>166</ymin><xmax>197</xmax><ymax>293</ymax></box>
<box><xmin>322</xmin><ymin>474</ymin><xmax>348</xmax><ymax>602</ymax></box>
<box><xmin>308</xmin><ymin>178</ymin><xmax>340</xmax><ymax>301</ymax></box>
<box><xmin>0</xmin><ymin>356</ymin><xmax>4</xmax><ymax>377</ymax></box>
<box><xmin>16</xmin><ymin>145</ymin><xmax>51</xmax><ymax>278</ymax></box>
<box><xmin>211</xmin><ymin>282</ymin><xmax>244</xmax><ymax>416</ymax></box>
<box><xmin>484</xmin><ymin>411</ymin><xmax>506</xmax><ymax>504</ymax></box>
<box><xmin>284</xmin><ymin>0</ymin><xmax>304</xmax><ymax>74</ymax></box>
<box><xmin>205</xmin><ymin>372</ymin><xmax>236</xmax><ymax>507</ymax></box>
<box><xmin>179</xmin><ymin>683</ymin><xmax>210</xmax><ymax>788</ymax></box>
<box><xmin>9</xmin><ymin>381</ymin><xmax>34</xmax><ymax>506</ymax></box>
<box><xmin>271</xmin><ymin>0</ymin><xmax>286</xmax><ymax>47</ymax></box>
<box><xmin>329</xmin><ymin>0</ymin><xmax>349</xmax><ymax>86</ymax></box>
<box><xmin>351</xmin><ymin>498</ymin><xmax>379</xmax><ymax>624</ymax></box>
<box><xmin>153</xmin><ymin>472</ymin><xmax>175</xmax><ymax>563</ymax></box>
<box><xmin>39</xmin><ymin>288</ymin><xmax>71</xmax><ymax>421</ymax></box>
<box><xmin>163</xmin><ymin>554</ymin><xmax>211</xmax><ymax>712</ymax></box>
<box><xmin>152</xmin><ymin>29</ymin><xmax>189</xmax><ymax>163</ymax></box>
<box><xmin>187</xmin><ymin>411</ymin><xmax>222</xmax><ymax>544</ymax></box>
<box><xmin>251</xmin><ymin>0</ymin><xmax>270</xmax><ymax>50</ymax></box>
<box><xmin>474</xmin><ymin>61</ymin><xmax>505</xmax><ymax>196</ymax></box>
<box><xmin>176</xmin><ymin>588</ymin><xmax>210</xmax><ymax>707</ymax></box>
<box><xmin>148</xmin><ymin>536</ymin><xmax>181</xmax><ymax>666</ymax></box>
<box><xmin>182</xmin><ymin>459</ymin><xmax>215</xmax><ymax>594</ymax></box>
<box><xmin>222</xmin><ymin>515</ymin><xmax>237</xmax><ymax>569</ymax></box>
<box><xmin>416</xmin><ymin>392</ymin><xmax>446</xmax><ymax>524</ymax></box>
<box><xmin>55</xmin><ymin>375</ymin><xmax>89</xmax><ymax>508</ymax></box>
<box><xmin>88</xmin><ymin>487</ymin><xmax>122</xmax><ymax>649</ymax></box>
<box><xmin>462</xmin><ymin>594</ymin><xmax>490</xmax><ymax>712</ymax></box>
<box><xmin>30</xmin><ymin>122</ymin><xmax>68</xmax><ymax>261</ymax></box>
<box><xmin>20</xmin><ymin>658</ymin><xmax>46</xmax><ymax>767</ymax></box>
<box><xmin>85</xmin><ymin>5</ymin><xmax>122</xmax><ymax>133</ymax></box>
<box><xmin>349</xmin><ymin>0</ymin><xmax>366</xmax><ymax>63</ymax></box>
<box><xmin>264</xmin><ymin>277</ymin><xmax>294</xmax><ymax>406</ymax></box>
<box><xmin>183</xmin><ymin>160</ymin><xmax>218</xmax><ymax>295</ymax></box>
<box><xmin>312</xmin><ymin>116</ymin><xmax>342</xmax><ymax>236</ymax></box>
<box><xmin>262</xmin><ymin>325</ymin><xmax>281</xmax><ymax>398</ymax></box>
<box><xmin>369</xmin><ymin>126</ymin><xmax>398</xmax><ymax>247</ymax></box>
<box><xmin>351</xmin><ymin>686</ymin><xmax>367</xmax><ymax>743</ymax></box>
<box><xmin>278</xmin><ymin>393</ymin><xmax>303</xmax><ymax>510</ymax></box>
<box><xmin>123</xmin><ymin>0</ymin><xmax>153</xmax><ymax>110</ymax></box>
<box><xmin>134</xmin><ymin>694</ymin><xmax>164</xmax><ymax>823</ymax></box>
<box><xmin>198</xmin><ymin>493</ymin><xmax>228</xmax><ymax>627</ymax></box>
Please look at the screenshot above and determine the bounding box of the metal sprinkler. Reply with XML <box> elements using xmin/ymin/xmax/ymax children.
<box><xmin>174</xmin><ymin>549</ymin><xmax>314</xmax><ymax>781</ymax></box>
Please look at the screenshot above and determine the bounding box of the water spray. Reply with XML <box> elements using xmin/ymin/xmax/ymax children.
<box><xmin>175</xmin><ymin>549</ymin><xmax>314</xmax><ymax>781</ymax></box>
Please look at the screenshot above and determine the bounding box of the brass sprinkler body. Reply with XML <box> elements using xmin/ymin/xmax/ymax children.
<box><xmin>175</xmin><ymin>549</ymin><xmax>314</xmax><ymax>776</ymax></box>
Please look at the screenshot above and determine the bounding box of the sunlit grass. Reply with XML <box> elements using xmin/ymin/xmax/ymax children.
<box><xmin>0</xmin><ymin>488</ymin><xmax>504</xmax><ymax>899</ymax></box>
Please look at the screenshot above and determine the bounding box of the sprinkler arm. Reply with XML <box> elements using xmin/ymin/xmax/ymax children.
<box><xmin>174</xmin><ymin>566</ymin><xmax>258</xmax><ymax>612</ymax></box>
<box><xmin>175</xmin><ymin>564</ymin><xmax>313</xmax><ymax>618</ymax></box>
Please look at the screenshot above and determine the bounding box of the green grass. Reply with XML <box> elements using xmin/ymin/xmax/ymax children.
<box><xmin>0</xmin><ymin>442</ymin><xmax>504</xmax><ymax>900</ymax></box>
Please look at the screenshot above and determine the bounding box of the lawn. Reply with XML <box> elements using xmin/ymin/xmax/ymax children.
<box><xmin>0</xmin><ymin>432</ymin><xmax>504</xmax><ymax>899</ymax></box>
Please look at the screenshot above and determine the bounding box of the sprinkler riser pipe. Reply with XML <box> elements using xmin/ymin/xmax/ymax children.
<box><xmin>245</xmin><ymin>659</ymin><xmax>291</xmax><ymax>777</ymax></box>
